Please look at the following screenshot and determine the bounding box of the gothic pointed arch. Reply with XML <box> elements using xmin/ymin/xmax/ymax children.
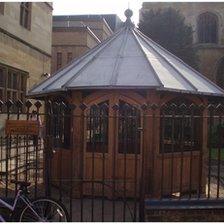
<box><xmin>197</xmin><ymin>12</ymin><xmax>218</xmax><ymax>44</ymax></box>
<box><xmin>85</xmin><ymin>100</ymin><xmax>109</xmax><ymax>153</ymax></box>
<box><xmin>49</xmin><ymin>97</ymin><xmax>71</xmax><ymax>149</ymax></box>
<box><xmin>160</xmin><ymin>97</ymin><xmax>202</xmax><ymax>153</ymax></box>
<box><xmin>118</xmin><ymin>99</ymin><xmax>141</xmax><ymax>154</ymax></box>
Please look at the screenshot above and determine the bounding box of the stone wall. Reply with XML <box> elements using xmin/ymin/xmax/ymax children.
<box><xmin>0</xmin><ymin>2</ymin><xmax>52</xmax><ymax>54</ymax></box>
<box><xmin>197</xmin><ymin>47</ymin><xmax>224</xmax><ymax>82</ymax></box>
<box><xmin>0</xmin><ymin>2</ymin><xmax>52</xmax><ymax>132</ymax></box>
<box><xmin>0</xmin><ymin>2</ymin><xmax>52</xmax><ymax>91</ymax></box>
<box><xmin>0</xmin><ymin>30</ymin><xmax>50</xmax><ymax>132</ymax></box>
<box><xmin>145</xmin><ymin>208</ymin><xmax>224</xmax><ymax>221</ymax></box>
<box><xmin>0</xmin><ymin>31</ymin><xmax>51</xmax><ymax>90</ymax></box>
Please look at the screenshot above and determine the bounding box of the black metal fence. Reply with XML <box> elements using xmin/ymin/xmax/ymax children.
<box><xmin>0</xmin><ymin>99</ymin><xmax>224</xmax><ymax>221</ymax></box>
<box><xmin>0</xmin><ymin>100</ymin><xmax>44</xmax><ymax>200</ymax></box>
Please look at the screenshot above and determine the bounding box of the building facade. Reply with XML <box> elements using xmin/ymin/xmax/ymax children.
<box><xmin>140</xmin><ymin>2</ymin><xmax>224</xmax><ymax>87</ymax></box>
<box><xmin>51</xmin><ymin>15</ymin><xmax>120</xmax><ymax>74</ymax></box>
<box><xmin>51</xmin><ymin>19</ymin><xmax>102</xmax><ymax>74</ymax></box>
<box><xmin>0</xmin><ymin>2</ymin><xmax>53</xmax><ymax>103</ymax></box>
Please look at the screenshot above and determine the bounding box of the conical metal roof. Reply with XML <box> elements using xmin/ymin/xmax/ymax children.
<box><xmin>29</xmin><ymin>10</ymin><xmax>224</xmax><ymax>97</ymax></box>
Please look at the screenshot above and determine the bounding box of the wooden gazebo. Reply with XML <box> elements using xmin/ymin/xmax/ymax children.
<box><xmin>28</xmin><ymin>10</ymin><xmax>224</xmax><ymax>198</ymax></box>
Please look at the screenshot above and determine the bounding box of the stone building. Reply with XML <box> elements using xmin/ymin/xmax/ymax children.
<box><xmin>0</xmin><ymin>2</ymin><xmax>53</xmax><ymax>102</ymax></box>
<box><xmin>140</xmin><ymin>2</ymin><xmax>224</xmax><ymax>87</ymax></box>
<box><xmin>51</xmin><ymin>15</ymin><xmax>121</xmax><ymax>74</ymax></box>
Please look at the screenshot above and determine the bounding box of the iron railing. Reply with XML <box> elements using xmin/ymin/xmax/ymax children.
<box><xmin>0</xmin><ymin>100</ymin><xmax>223</xmax><ymax>221</ymax></box>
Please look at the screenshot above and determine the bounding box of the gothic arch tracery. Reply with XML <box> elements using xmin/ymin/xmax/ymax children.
<box><xmin>197</xmin><ymin>12</ymin><xmax>218</xmax><ymax>44</ymax></box>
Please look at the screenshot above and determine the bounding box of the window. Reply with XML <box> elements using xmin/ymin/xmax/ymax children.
<box><xmin>0</xmin><ymin>3</ymin><xmax>4</xmax><ymax>15</ymax></box>
<box><xmin>161</xmin><ymin>98</ymin><xmax>201</xmax><ymax>153</ymax></box>
<box><xmin>56</xmin><ymin>52</ymin><xmax>62</xmax><ymax>70</ymax></box>
<box><xmin>0</xmin><ymin>64</ymin><xmax>27</xmax><ymax>102</ymax></box>
<box><xmin>67</xmin><ymin>52</ymin><xmax>73</xmax><ymax>63</ymax></box>
<box><xmin>208</xmin><ymin>104</ymin><xmax>224</xmax><ymax>148</ymax></box>
<box><xmin>198</xmin><ymin>12</ymin><xmax>218</xmax><ymax>44</ymax></box>
<box><xmin>51</xmin><ymin>99</ymin><xmax>71</xmax><ymax>149</ymax></box>
<box><xmin>118</xmin><ymin>100</ymin><xmax>141</xmax><ymax>154</ymax></box>
<box><xmin>20</xmin><ymin>2</ymin><xmax>31</xmax><ymax>29</ymax></box>
<box><xmin>216</xmin><ymin>57</ymin><xmax>224</xmax><ymax>88</ymax></box>
<box><xmin>86</xmin><ymin>101</ymin><xmax>109</xmax><ymax>153</ymax></box>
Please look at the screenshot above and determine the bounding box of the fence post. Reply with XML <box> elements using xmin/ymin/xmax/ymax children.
<box><xmin>139</xmin><ymin>104</ymin><xmax>147</xmax><ymax>222</ymax></box>
<box><xmin>44</xmin><ymin>135</ymin><xmax>53</xmax><ymax>197</ymax></box>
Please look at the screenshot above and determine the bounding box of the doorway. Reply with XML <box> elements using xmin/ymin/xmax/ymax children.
<box><xmin>83</xmin><ymin>95</ymin><xmax>143</xmax><ymax>198</ymax></box>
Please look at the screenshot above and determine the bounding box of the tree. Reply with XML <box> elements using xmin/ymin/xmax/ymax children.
<box><xmin>139</xmin><ymin>7</ymin><xmax>198</xmax><ymax>69</ymax></box>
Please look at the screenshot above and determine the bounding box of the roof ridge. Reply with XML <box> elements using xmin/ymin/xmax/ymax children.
<box><xmin>131</xmin><ymin>29</ymin><xmax>163</xmax><ymax>88</ymax></box>
<box><xmin>40</xmin><ymin>29</ymin><xmax>123</xmax><ymax>92</ymax></box>
<box><xmin>134</xmin><ymin>29</ymin><xmax>198</xmax><ymax>92</ymax></box>
<box><xmin>109</xmin><ymin>27</ymin><xmax>129</xmax><ymax>86</ymax></box>
<box><xmin>28</xmin><ymin>20</ymin><xmax>224</xmax><ymax>98</ymax></box>
<box><xmin>29</xmin><ymin>28</ymin><xmax>123</xmax><ymax>94</ymax></box>
<box><xmin>62</xmin><ymin>27</ymin><xmax>126</xmax><ymax>89</ymax></box>
<box><xmin>135</xmin><ymin>28</ymin><xmax>224</xmax><ymax>94</ymax></box>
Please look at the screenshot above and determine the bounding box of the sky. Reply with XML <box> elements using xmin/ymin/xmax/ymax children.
<box><xmin>53</xmin><ymin>0</ymin><xmax>144</xmax><ymax>26</ymax></box>
<box><xmin>52</xmin><ymin>0</ymin><xmax>221</xmax><ymax>27</ymax></box>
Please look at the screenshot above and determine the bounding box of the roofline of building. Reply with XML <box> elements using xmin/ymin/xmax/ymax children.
<box><xmin>53</xmin><ymin>15</ymin><xmax>113</xmax><ymax>34</ymax></box>
<box><xmin>29</xmin><ymin>24</ymin><xmax>224</xmax><ymax>98</ymax></box>
<box><xmin>53</xmin><ymin>14</ymin><xmax>119</xmax><ymax>33</ymax></box>
<box><xmin>53</xmin><ymin>15</ymin><xmax>106</xmax><ymax>23</ymax></box>
<box><xmin>53</xmin><ymin>26</ymin><xmax>86</xmax><ymax>31</ymax></box>
<box><xmin>53</xmin><ymin>14</ymin><xmax>120</xmax><ymax>21</ymax></box>
<box><xmin>27</xmin><ymin>86</ymin><xmax>224</xmax><ymax>99</ymax></box>
<box><xmin>86</xmin><ymin>26</ymin><xmax>101</xmax><ymax>43</ymax></box>
<box><xmin>135</xmin><ymin>28</ymin><xmax>224</xmax><ymax>95</ymax></box>
<box><xmin>44</xmin><ymin>2</ymin><xmax>53</xmax><ymax>10</ymax></box>
<box><xmin>101</xmin><ymin>18</ymin><xmax>113</xmax><ymax>34</ymax></box>
<box><xmin>52</xmin><ymin>26</ymin><xmax>101</xmax><ymax>44</ymax></box>
<box><xmin>30</xmin><ymin>28</ymin><xmax>123</xmax><ymax>94</ymax></box>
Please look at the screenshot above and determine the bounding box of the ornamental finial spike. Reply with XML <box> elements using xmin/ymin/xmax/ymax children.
<box><xmin>124</xmin><ymin>8</ymin><xmax>133</xmax><ymax>19</ymax></box>
<box><xmin>124</xmin><ymin>9</ymin><xmax>134</xmax><ymax>27</ymax></box>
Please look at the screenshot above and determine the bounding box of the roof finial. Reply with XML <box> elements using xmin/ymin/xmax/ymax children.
<box><xmin>124</xmin><ymin>8</ymin><xmax>134</xmax><ymax>27</ymax></box>
<box><xmin>125</xmin><ymin>8</ymin><xmax>133</xmax><ymax>19</ymax></box>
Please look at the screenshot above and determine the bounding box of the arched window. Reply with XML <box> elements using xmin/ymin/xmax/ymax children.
<box><xmin>118</xmin><ymin>100</ymin><xmax>141</xmax><ymax>154</ymax></box>
<box><xmin>50</xmin><ymin>98</ymin><xmax>71</xmax><ymax>149</ymax></box>
<box><xmin>161</xmin><ymin>98</ymin><xmax>202</xmax><ymax>153</ymax></box>
<box><xmin>197</xmin><ymin>12</ymin><xmax>218</xmax><ymax>44</ymax></box>
<box><xmin>86</xmin><ymin>101</ymin><xmax>109</xmax><ymax>153</ymax></box>
<box><xmin>216</xmin><ymin>57</ymin><xmax>224</xmax><ymax>88</ymax></box>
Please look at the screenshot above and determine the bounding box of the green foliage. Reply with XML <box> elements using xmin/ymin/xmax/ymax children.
<box><xmin>209</xmin><ymin>123</ymin><xmax>224</xmax><ymax>148</ymax></box>
<box><xmin>139</xmin><ymin>7</ymin><xmax>198</xmax><ymax>69</ymax></box>
<box><xmin>211</xmin><ymin>148</ymin><xmax>224</xmax><ymax>161</ymax></box>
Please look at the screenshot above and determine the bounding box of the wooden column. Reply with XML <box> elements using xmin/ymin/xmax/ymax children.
<box><xmin>71</xmin><ymin>91</ymin><xmax>84</xmax><ymax>197</ymax></box>
<box><xmin>201</xmin><ymin>99</ymin><xmax>208</xmax><ymax>195</ymax></box>
<box><xmin>145</xmin><ymin>90</ymin><xmax>160</xmax><ymax>197</ymax></box>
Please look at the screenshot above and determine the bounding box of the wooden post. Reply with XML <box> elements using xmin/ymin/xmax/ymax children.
<box><xmin>71</xmin><ymin>91</ymin><xmax>84</xmax><ymax>198</ymax></box>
